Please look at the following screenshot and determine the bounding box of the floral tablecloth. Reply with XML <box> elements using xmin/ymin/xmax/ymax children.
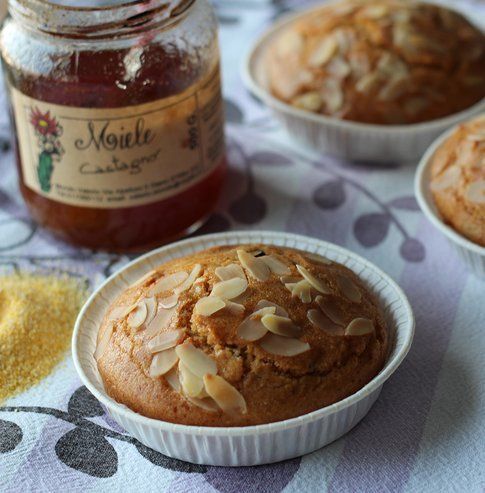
<box><xmin>1</xmin><ymin>1</ymin><xmax>484</xmax><ymax>491</ymax></box>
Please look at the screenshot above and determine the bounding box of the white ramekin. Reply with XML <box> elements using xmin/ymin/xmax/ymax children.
<box><xmin>415</xmin><ymin>128</ymin><xmax>485</xmax><ymax>278</ymax></box>
<box><xmin>241</xmin><ymin>5</ymin><xmax>485</xmax><ymax>164</ymax></box>
<box><xmin>72</xmin><ymin>231</ymin><xmax>414</xmax><ymax>466</ymax></box>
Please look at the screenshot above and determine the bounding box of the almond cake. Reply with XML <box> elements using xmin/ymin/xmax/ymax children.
<box><xmin>95</xmin><ymin>245</ymin><xmax>389</xmax><ymax>426</ymax></box>
<box><xmin>430</xmin><ymin>115</ymin><xmax>485</xmax><ymax>246</ymax></box>
<box><xmin>266</xmin><ymin>0</ymin><xmax>485</xmax><ymax>125</ymax></box>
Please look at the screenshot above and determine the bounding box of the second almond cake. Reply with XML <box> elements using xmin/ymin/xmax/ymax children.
<box><xmin>266</xmin><ymin>0</ymin><xmax>485</xmax><ymax>125</ymax></box>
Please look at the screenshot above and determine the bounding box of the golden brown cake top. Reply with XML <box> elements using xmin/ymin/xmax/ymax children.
<box><xmin>96</xmin><ymin>245</ymin><xmax>388</xmax><ymax>426</ymax></box>
<box><xmin>430</xmin><ymin>115</ymin><xmax>485</xmax><ymax>246</ymax></box>
<box><xmin>266</xmin><ymin>0</ymin><xmax>485</xmax><ymax>125</ymax></box>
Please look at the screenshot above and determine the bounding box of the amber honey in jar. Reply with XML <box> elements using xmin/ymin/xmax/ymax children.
<box><xmin>0</xmin><ymin>0</ymin><xmax>226</xmax><ymax>251</ymax></box>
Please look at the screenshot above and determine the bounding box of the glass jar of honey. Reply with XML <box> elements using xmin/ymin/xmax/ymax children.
<box><xmin>1</xmin><ymin>0</ymin><xmax>226</xmax><ymax>251</ymax></box>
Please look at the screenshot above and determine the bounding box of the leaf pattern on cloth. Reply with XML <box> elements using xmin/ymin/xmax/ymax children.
<box><xmin>354</xmin><ymin>213</ymin><xmax>391</xmax><ymax>247</ymax></box>
<box><xmin>250</xmin><ymin>152</ymin><xmax>293</xmax><ymax>167</ymax></box>
<box><xmin>55</xmin><ymin>428</ymin><xmax>118</xmax><ymax>479</ymax></box>
<box><xmin>400</xmin><ymin>237</ymin><xmax>426</xmax><ymax>262</ymax></box>
<box><xmin>0</xmin><ymin>419</ymin><xmax>22</xmax><ymax>453</ymax></box>
<box><xmin>313</xmin><ymin>180</ymin><xmax>346</xmax><ymax>209</ymax></box>
<box><xmin>0</xmin><ymin>218</ymin><xmax>37</xmax><ymax>252</ymax></box>
<box><xmin>229</xmin><ymin>192</ymin><xmax>267</xmax><ymax>224</ymax></box>
<box><xmin>224</xmin><ymin>99</ymin><xmax>244</xmax><ymax>124</ymax></box>
<box><xmin>68</xmin><ymin>386</ymin><xmax>105</xmax><ymax>418</ymax></box>
<box><xmin>0</xmin><ymin>190</ymin><xmax>16</xmax><ymax>214</ymax></box>
<box><xmin>0</xmin><ymin>387</ymin><xmax>208</xmax><ymax>479</ymax></box>
<box><xmin>388</xmin><ymin>196</ymin><xmax>421</xmax><ymax>211</ymax></box>
<box><xmin>227</xmin><ymin>140</ymin><xmax>268</xmax><ymax>225</ymax></box>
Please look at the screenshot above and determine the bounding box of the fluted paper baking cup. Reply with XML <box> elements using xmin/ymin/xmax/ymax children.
<box><xmin>242</xmin><ymin>5</ymin><xmax>485</xmax><ymax>163</ymax></box>
<box><xmin>72</xmin><ymin>231</ymin><xmax>414</xmax><ymax>466</ymax></box>
<box><xmin>415</xmin><ymin>128</ymin><xmax>485</xmax><ymax>278</ymax></box>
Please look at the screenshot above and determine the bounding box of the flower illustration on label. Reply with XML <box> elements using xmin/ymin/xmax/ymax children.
<box><xmin>30</xmin><ymin>107</ymin><xmax>64</xmax><ymax>193</ymax></box>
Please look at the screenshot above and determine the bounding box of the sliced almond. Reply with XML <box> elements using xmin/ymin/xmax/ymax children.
<box><xmin>261</xmin><ymin>314</ymin><xmax>301</xmax><ymax>338</ymax></box>
<box><xmin>149</xmin><ymin>348</ymin><xmax>178</xmax><ymax>377</ymax></box>
<box><xmin>175</xmin><ymin>341</ymin><xmax>217</xmax><ymax>378</ymax></box>
<box><xmin>465</xmin><ymin>180</ymin><xmax>485</xmax><ymax>204</ymax></box>
<box><xmin>332</xmin><ymin>3</ymin><xmax>355</xmax><ymax>15</ymax></box>
<box><xmin>276</xmin><ymin>29</ymin><xmax>304</xmax><ymax>58</ymax></box>
<box><xmin>252</xmin><ymin>306</ymin><xmax>277</xmax><ymax>317</ymax></box>
<box><xmin>158</xmin><ymin>293</ymin><xmax>178</xmax><ymax>309</ymax></box>
<box><xmin>186</xmin><ymin>396</ymin><xmax>219</xmax><ymax>413</ymax></box>
<box><xmin>309</xmin><ymin>36</ymin><xmax>338</xmax><ymax>67</ymax></box>
<box><xmin>237</xmin><ymin>307</ymin><xmax>275</xmax><ymax>341</ymax></box>
<box><xmin>215</xmin><ymin>263</ymin><xmax>247</xmax><ymax>282</ymax></box>
<box><xmin>237</xmin><ymin>317</ymin><xmax>267</xmax><ymax>341</ymax></box>
<box><xmin>305</xmin><ymin>252</ymin><xmax>333</xmax><ymax>265</ymax></box>
<box><xmin>361</xmin><ymin>4</ymin><xmax>389</xmax><ymax>18</ymax></box>
<box><xmin>255</xmin><ymin>299</ymin><xmax>288</xmax><ymax>317</ymax></box>
<box><xmin>334</xmin><ymin>28</ymin><xmax>355</xmax><ymax>53</ymax></box>
<box><xmin>129</xmin><ymin>269</ymin><xmax>157</xmax><ymax>289</ymax></box>
<box><xmin>345</xmin><ymin>318</ymin><xmax>374</xmax><ymax>336</ymax></box>
<box><xmin>179</xmin><ymin>361</ymin><xmax>204</xmax><ymax>398</ymax></box>
<box><xmin>307</xmin><ymin>309</ymin><xmax>342</xmax><ymax>334</ymax></box>
<box><xmin>224</xmin><ymin>300</ymin><xmax>246</xmax><ymax>316</ymax></box>
<box><xmin>237</xmin><ymin>250</ymin><xmax>271</xmax><ymax>281</ymax></box>
<box><xmin>285</xmin><ymin>279</ymin><xmax>313</xmax><ymax>303</ymax></box>
<box><xmin>356</xmin><ymin>72</ymin><xmax>381</xmax><ymax>94</ymax></box>
<box><xmin>231</xmin><ymin>290</ymin><xmax>251</xmax><ymax>305</ymax></box>
<box><xmin>392</xmin><ymin>9</ymin><xmax>411</xmax><ymax>24</ymax></box>
<box><xmin>324</xmin><ymin>79</ymin><xmax>344</xmax><ymax>114</ymax></box>
<box><xmin>430</xmin><ymin>166</ymin><xmax>461</xmax><ymax>191</ymax></box>
<box><xmin>349</xmin><ymin>52</ymin><xmax>370</xmax><ymax>78</ymax></box>
<box><xmin>456</xmin><ymin>142</ymin><xmax>476</xmax><ymax>168</ymax></box>
<box><xmin>315</xmin><ymin>296</ymin><xmax>346</xmax><ymax>326</ymax></box>
<box><xmin>296</xmin><ymin>265</ymin><xmax>332</xmax><ymax>294</ymax></box>
<box><xmin>94</xmin><ymin>322</ymin><xmax>114</xmax><ymax>361</ymax></box>
<box><xmin>127</xmin><ymin>301</ymin><xmax>148</xmax><ymax>329</ymax></box>
<box><xmin>147</xmin><ymin>329</ymin><xmax>183</xmax><ymax>353</ymax></box>
<box><xmin>194</xmin><ymin>296</ymin><xmax>226</xmax><ymax>316</ymax></box>
<box><xmin>164</xmin><ymin>366</ymin><xmax>181</xmax><ymax>392</ymax></box>
<box><xmin>248</xmin><ymin>249</ymin><xmax>265</xmax><ymax>257</ymax></box>
<box><xmin>259</xmin><ymin>333</ymin><xmax>310</xmax><ymax>357</ymax></box>
<box><xmin>378</xmin><ymin>77</ymin><xmax>407</xmax><ymax>101</ymax></box>
<box><xmin>260</xmin><ymin>255</ymin><xmax>291</xmax><ymax>275</ymax></box>
<box><xmin>175</xmin><ymin>264</ymin><xmax>202</xmax><ymax>294</ymax></box>
<box><xmin>211</xmin><ymin>277</ymin><xmax>248</xmax><ymax>300</ymax></box>
<box><xmin>327</xmin><ymin>57</ymin><xmax>351</xmax><ymax>79</ymax></box>
<box><xmin>411</xmin><ymin>35</ymin><xmax>446</xmax><ymax>54</ymax></box>
<box><xmin>293</xmin><ymin>92</ymin><xmax>323</xmax><ymax>112</ymax></box>
<box><xmin>109</xmin><ymin>304</ymin><xmax>135</xmax><ymax>321</ymax></box>
<box><xmin>466</xmin><ymin>133</ymin><xmax>485</xmax><ymax>142</ymax></box>
<box><xmin>144</xmin><ymin>296</ymin><xmax>157</xmax><ymax>325</ymax></box>
<box><xmin>147</xmin><ymin>271</ymin><xmax>188</xmax><ymax>296</ymax></box>
<box><xmin>336</xmin><ymin>275</ymin><xmax>362</xmax><ymax>303</ymax></box>
<box><xmin>144</xmin><ymin>306</ymin><xmax>177</xmax><ymax>338</ymax></box>
<box><xmin>270</xmin><ymin>70</ymin><xmax>307</xmax><ymax>101</ymax></box>
<box><xmin>203</xmin><ymin>374</ymin><xmax>247</xmax><ymax>415</ymax></box>
<box><xmin>279</xmin><ymin>275</ymin><xmax>300</xmax><ymax>284</ymax></box>
<box><xmin>378</xmin><ymin>53</ymin><xmax>409</xmax><ymax>79</ymax></box>
<box><xmin>197</xmin><ymin>386</ymin><xmax>210</xmax><ymax>399</ymax></box>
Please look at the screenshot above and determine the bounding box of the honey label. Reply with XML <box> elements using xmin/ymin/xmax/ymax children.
<box><xmin>9</xmin><ymin>67</ymin><xmax>225</xmax><ymax>209</ymax></box>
